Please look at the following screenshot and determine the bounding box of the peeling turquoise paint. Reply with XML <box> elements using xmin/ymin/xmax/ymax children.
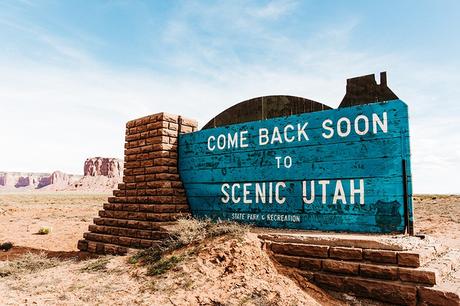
<box><xmin>178</xmin><ymin>100</ymin><xmax>413</xmax><ymax>233</ymax></box>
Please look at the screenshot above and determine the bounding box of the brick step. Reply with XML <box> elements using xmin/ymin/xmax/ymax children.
<box><xmin>313</xmin><ymin>271</ymin><xmax>418</xmax><ymax>305</ymax></box>
<box><xmin>77</xmin><ymin>239</ymin><xmax>128</xmax><ymax>255</ymax></box>
<box><xmin>310</xmin><ymin>271</ymin><xmax>458</xmax><ymax>306</ymax></box>
<box><xmin>259</xmin><ymin>233</ymin><xmax>405</xmax><ymax>251</ymax></box>
<box><xmin>103</xmin><ymin>202</ymin><xmax>190</xmax><ymax>214</ymax></box>
<box><xmin>83</xmin><ymin>232</ymin><xmax>162</xmax><ymax>249</ymax></box>
<box><xmin>98</xmin><ymin>209</ymin><xmax>189</xmax><ymax>222</ymax></box>
<box><xmin>417</xmin><ymin>284</ymin><xmax>460</xmax><ymax>306</ymax></box>
<box><xmin>88</xmin><ymin>224</ymin><xmax>170</xmax><ymax>240</ymax></box>
<box><xmin>267</xmin><ymin>241</ymin><xmax>435</xmax><ymax>268</ymax></box>
<box><xmin>273</xmin><ymin>253</ymin><xmax>437</xmax><ymax>286</ymax></box>
<box><xmin>93</xmin><ymin>217</ymin><xmax>176</xmax><ymax>231</ymax></box>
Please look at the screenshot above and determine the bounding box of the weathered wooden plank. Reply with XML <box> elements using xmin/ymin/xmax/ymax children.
<box><xmin>184</xmin><ymin>177</ymin><xmax>406</xmax><ymax>197</ymax></box>
<box><xmin>180</xmin><ymin>157</ymin><xmax>405</xmax><ymax>183</ymax></box>
<box><xmin>179</xmin><ymin>137</ymin><xmax>405</xmax><ymax>170</ymax></box>
<box><xmin>189</xmin><ymin>210</ymin><xmax>405</xmax><ymax>233</ymax></box>
<box><xmin>180</xmin><ymin>100</ymin><xmax>408</xmax><ymax>146</ymax></box>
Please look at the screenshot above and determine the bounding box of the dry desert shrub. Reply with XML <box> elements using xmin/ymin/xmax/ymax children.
<box><xmin>129</xmin><ymin>218</ymin><xmax>248</xmax><ymax>275</ymax></box>
<box><xmin>80</xmin><ymin>257</ymin><xmax>111</xmax><ymax>273</ymax></box>
<box><xmin>0</xmin><ymin>252</ymin><xmax>60</xmax><ymax>277</ymax></box>
<box><xmin>169</xmin><ymin>218</ymin><xmax>248</xmax><ymax>247</ymax></box>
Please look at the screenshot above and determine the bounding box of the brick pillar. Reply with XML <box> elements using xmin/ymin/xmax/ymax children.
<box><xmin>77</xmin><ymin>113</ymin><xmax>198</xmax><ymax>255</ymax></box>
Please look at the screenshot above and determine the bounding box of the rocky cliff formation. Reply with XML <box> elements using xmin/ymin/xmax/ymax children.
<box><xmin>0</xmin><ymin>157</ymin><xmax>123</xmax><ymax>192</ymax></box>
<box><xmin>0</xmin><ymin>171</ymin><xmax>81</xmax><ymax>190</ymax></box>
<box><xmin>84</xmin><ymin>157</ymin><xmax>123</xmax><ymax>178</ymax></box>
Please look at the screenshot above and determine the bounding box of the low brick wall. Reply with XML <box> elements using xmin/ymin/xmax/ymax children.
<box><xmin>77</xmin><ymin>112</ymin><xmax>197</xmax><ymax>255</ymax></box>
<box><xmin>261</xmin><ymin>235</ymin><xmax>459</xmax><ymax>306</ymax></box>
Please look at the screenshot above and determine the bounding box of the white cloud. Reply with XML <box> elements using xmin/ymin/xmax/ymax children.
<box><xmin>0</xmin><ymin>2</ymin><xmax>458</xmax><ymax>194</ymax></box>
<box><xmin>250</xmin><ymin>0</ymin><xmax>298</xmax><ymax>19</ymax></box>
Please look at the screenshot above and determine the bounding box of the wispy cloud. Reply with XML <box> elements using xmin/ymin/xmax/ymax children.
<box><xmin>250</xmin><ymin>0</ymin><xmax>298</xmax><ymax>19</ymax></box>
<box><xmin>0</xmin><ymin>1</ymin><xmax>458</xmax><ymax>193</ymax></box>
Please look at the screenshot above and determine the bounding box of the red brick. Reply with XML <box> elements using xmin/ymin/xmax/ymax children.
<box><xmin>147</xmin><ymin>181</ymin><xmax>171</xmax><ymax>188</ymax></box>
<box><xmin>399</xmin><ymin>267</ymin><xmax>436</xmax><ymax>285</ymax></box>
<box><xmin>359</xmin><ymin>263</ymin><xmax>398</xmax><ymax>280</ymax></box>
<box><xmin>322</xmin><ymin>259</ymin><xmax>359</xmax><ymax>275</ymax></box>
<box><xmin>134</xmin><ymin>175</ymin><xmax>145</xmax><ymax>182</ymax></box>
<box><xmin>132</xmin><ymin>168</ymin><xmax>145</xmax><ymax>175</ymax></box>
<box><xmin>271</xmin><ymin>243</ymin><xmax>329</xmax><ymax>258</ymax></box>
<box><xmin>180</xmin><ymin>125</ymin><xmax>194</xmax><ymax>133</ymax></box>
<box><xmin>161</xmin><ymin>113</ymin><xmax>179</xmax><ymax>123</ymax></box>
<box><xmin>398</xmin><ymin>252</ymin><xmax>420</xmax><ymax>267</ymax></box>
<box><xmin>363</xmin><ymin>249</ymin><xmax>397</xmax><ymax>264</ymax></box>
<box><xmin>273</xmin><ymin>254</ymin><xmax>299</xmax><ymax>268</ymax></box>
<box><xmin>171</xmin><ymin>181</ymin><xmax>183</xmax><ymax>188</ymax></box>
<box><xmin>146</xmin><ymin>136</ymin><xmax>169</xmax><ymax>145</ymax></box>
<box><xmin>179</xmin><ymin>117</ymin><xmax>198</xmax><ymax>127</ymax></box>
<box><xmin>141</xmin><ymin>160</ymin><xmax>154</xmax><ymax>167</ymax></box>
<box><xmin>113</xmin><ymin>190</ymin><xmax>125</xmax><ymax>197</ymax></box>
<box><xmin>330</xmin><ymin>247</ymin><xmax>363</xmax><ymax>261</ymax></box>
<box><xmin>345</xmin><ymin>276</ymin><xmax>417</xmax><ymax>305</ymax></box>
<box><xmin>314</xmin><ymin>273</ymin><xmax>346</xmax><ymax>291</ymax></box>
<box><xmin>155</xmin><ymin>173</ymin><xmax>180</xmax><ymax>180</ymax></box>
<box><xmin>299</xmin><ymin>258</ymin><xmax>322</xmax><ymax>271</ymax></box>
<box><xmin>139</xmin><ymin>145</ymin><xmax>154</xmax><ymax>153</ymax></box>
<box><xmin>417</xmin><ymin>287</ymin><xmax>459</xmax><ymax>306</ymax></box>
<box><xmin>154</xmin><ymin>157</ymin><xmax>177</xmax><ymax>166</ymax></box>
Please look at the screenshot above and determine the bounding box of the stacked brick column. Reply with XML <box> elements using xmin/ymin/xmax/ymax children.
<box><xmin>78</xmin><ymin>113</ymin><xmax>198</xmax><ymax>255</ymax></box>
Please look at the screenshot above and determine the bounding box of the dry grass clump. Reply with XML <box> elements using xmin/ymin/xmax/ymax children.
<box><xmin>80</xmin><ymin>257</ymin><xmax>111</xmax><ymax>273</ymax></box>
<box><xmin>169</xmin><ymin>218</ymin><xmax>248</xmax><ymax>248</ymax></box>
<box><xmin>0</xmin><ymin>252</ymin><xmax>60</xmax><ymax>277</ymax></box>
<box><xmin>129</xmin><ymin>218</ymin><xmax>248</xmax><ymax>276</ymax></box>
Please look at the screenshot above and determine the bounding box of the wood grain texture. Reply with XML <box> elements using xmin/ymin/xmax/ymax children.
<box><xmin>178</xmin><ymin>100</ymin><xmax>413</xmax><ymax>233</ymax></box>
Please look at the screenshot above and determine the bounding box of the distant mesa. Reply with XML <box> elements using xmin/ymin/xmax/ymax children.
<box><xmin>0</xmin><ymin>157</ymin><xmax>123</xmax><ymax>193</ymax></box>
<box><xmin>84</xmin><ymin>157</ymin><xmax>123</xmax><ymax>178</ymax></box>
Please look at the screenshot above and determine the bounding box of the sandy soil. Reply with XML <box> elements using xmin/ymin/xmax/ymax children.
<box><xmin>413</xmin><ymin>195</ymin><xmax>460</xmax><ymax>249</ymax></box>
<box><xmin>0</xmin><ymin>193</ymin><xmax>106</xmax><ymax>252</ymax></box>
<box><xmin>0</xmin><ymin>193</ymin><xmax>458</xmax><ymax>305</ymax></box>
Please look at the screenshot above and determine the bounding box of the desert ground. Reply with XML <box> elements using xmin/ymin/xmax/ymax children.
<box><xmin>0</xmin><ymin>193</ymin><xmax>458</xmax><ymax>305</ymax></box>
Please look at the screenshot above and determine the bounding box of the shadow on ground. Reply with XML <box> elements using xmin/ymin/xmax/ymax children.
<box><xmin>0</xmin><ymin>246</ymin><xmax>98</xmax><ymax>261</ymax></box>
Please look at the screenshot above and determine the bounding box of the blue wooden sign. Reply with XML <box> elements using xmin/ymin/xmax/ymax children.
<box><xmin>178</xmin><ymin>100</ymin><xmax>413</xmax><ymax>233</ymax></box>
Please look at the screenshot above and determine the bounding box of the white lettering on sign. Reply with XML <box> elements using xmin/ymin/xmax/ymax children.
<box><xmin>207</xmin><ymin>112</ymin><xmax>388</xmax><ymax>152</ymax></box>
<box><xmin>207</xmin><ymin>131</ymin><xmax>249</xmax><ymax>151</ymax></box>
<box><xmin>222</xmin><ymin>179</ymin><xmax>365</xmax><ymax>205</ymax></box>
<box><xmin>221</xmin><ymin>182</ymin><xmax>286</xmax><ymax>204</ymax></box>
<box><xmin>301</xmin><ymin>179</ymin><xmax>365</xmax><ymax>205</ymax></box>
<box><xmin>210</xmin><ymin>112</ymin><xmax>384</xmax><ymax>207</ymax></box>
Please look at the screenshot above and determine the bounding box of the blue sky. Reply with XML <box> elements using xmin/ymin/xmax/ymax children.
<box><xmin>0</xmin><ymin>0</ymin><xmax>459</xmax><ymax>193</ymax></box>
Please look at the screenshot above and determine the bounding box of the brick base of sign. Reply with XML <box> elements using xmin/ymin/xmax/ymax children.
<box><xmin>77</xmin><ymin>113</ymin><xmax>197</xmax><ymax>255</ymax></box>
<box><xmin>260</xmin><ymin>234</ymin><xmax>460</xmax><ymax>306</ymax></box>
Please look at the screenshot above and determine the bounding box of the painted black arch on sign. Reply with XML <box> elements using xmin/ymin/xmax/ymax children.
<box><xmin>202</xmin><ymin>72</ymin><xmax>398</xmax><ymax>130</ymax></box>
<box><xmin>202</xmin><ymin>95</ymin><xmax>331</xmax><ymax>129</ymax></box>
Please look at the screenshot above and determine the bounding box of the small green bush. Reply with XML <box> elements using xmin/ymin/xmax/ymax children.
<box><xmin>37</xmin><ymin>226</ymin><xmax>51</xmax><ymax>235</ymax></box>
